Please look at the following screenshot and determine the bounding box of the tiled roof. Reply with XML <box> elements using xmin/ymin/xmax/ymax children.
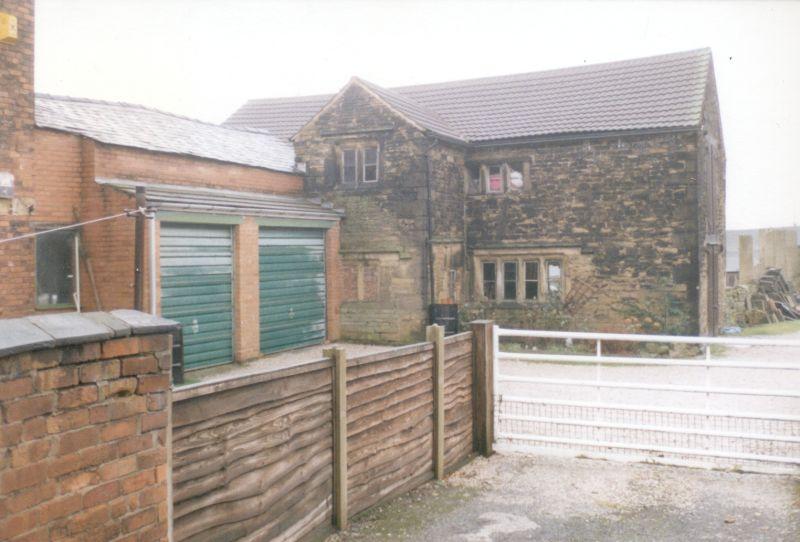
<box><xmin>35</xmin><ymin>94</ymin><xmax>297</xmax><ymax>173</ymax></box>
<box><xmin>354</xmin><ymin>78</ymin><xmax>465</xmax><ymax>141</ymax></box>
<box><xmin>224</xmin><ymin>49</ymin><xmax>712</xmax><ymax>143</ymax></box>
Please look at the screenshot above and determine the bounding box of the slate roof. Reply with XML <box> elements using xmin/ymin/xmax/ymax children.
<box><xmin>225</xmin><ymin>49</ymin><xmax>712</xmax><ymax>143</ymax></box>
<box><xmin>35</xmin><ymin>94</ymin><xmax>296</xmax><ymax>173</ymax></box>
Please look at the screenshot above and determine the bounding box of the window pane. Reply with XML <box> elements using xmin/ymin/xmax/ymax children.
<box><xmin>525</xmin><ymin>260</ymin><xmax>539</xmax><ymax>300</ymax></box>
<box><xmin>547</xmin><ymin>260</ymin><xmax>562</xmax><ymax>296</ymax></box>
<box><xmin>488</xmin><ymin>165</ymin><xmax>503</xmax><ymax>193</ymax></box>
<box><xmin>343</xmin><ymin>150</ymin><xmax>357</xmax><ymax>185</ymax></box>
<box><xmin>503</xmin><ymin>261</ymin><xmax>517</xmax><ymax>300</ymax></box>
<box><xmin>363</xmin><ymin>147</ymin><xmax>378</xmax><ymax>182</ymax></box>
<box><xmin>482</xmin><ymin>261</ymin><xmax>496</xmax><ymax>300</ymax></box>
<box><xmin>36</xmin><ymin>230</ymin><xmax>75</xmax><ymax>306</ymax></box>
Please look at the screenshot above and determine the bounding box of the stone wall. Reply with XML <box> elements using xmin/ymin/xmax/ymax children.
<box><xmin>696</xmin><ymin>59</ymin><xmax>726</xmax><ymax>334</ymax></box>
<box><xmin>0</xmin><ymin>310</ymin><xmax>176</xmax><ymax>542</ymax></box>
<box><xmin>464</xmin><ymin>131</ymin><xmax>703</xmax><ymax>334</ymax></box>
<box><xmin>295</xmin><ymin>83</ymin><xmax>453</xmax><ymax>342</ymax></box>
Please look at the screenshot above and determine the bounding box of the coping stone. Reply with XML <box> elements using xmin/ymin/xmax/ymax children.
<box><xmin>0</xmin><ymin>318</ymin><xmax>56</xmax><ymax>357</ymax></box>
<box><xmin>28</xmin><ymin>313</ymin><xmax>114</xmax><ymax>346</ymax></box>
<box><xmin>110</xmin><ymin>310</ymin><xmax>180</xmax><ymax>336</ymax></box>
<box><xmin>82</xmin><ymin>312</ymin><xmax>132</xmax><ymax>337</ymax></box>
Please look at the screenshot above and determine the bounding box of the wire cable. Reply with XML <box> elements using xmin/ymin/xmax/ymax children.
<box><xmin>0</xmin><ymin>208</ymin><xmax>151</xmax><ymax>245</ymax></box>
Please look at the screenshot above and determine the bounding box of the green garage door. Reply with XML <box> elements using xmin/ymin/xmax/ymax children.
<box><xmin>160</xmin><ymin>223</ymin><xmax>233</xmax><ymax>370</ymax></box>
<box><xmin>259</xmin><ymin>228</ymin><xmax>326</xmax><ymax>354</ymax></box>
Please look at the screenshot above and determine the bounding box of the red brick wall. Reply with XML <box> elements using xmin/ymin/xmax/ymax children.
<box><xmin>0</xmin><ymin>0</ymin><xmax>36</xmax><ymax>318</ymax></box>
<box><xmin>93</xmin><ymin>143</ymin><xmax>302</xmax><ymax>194</ymax></box>
<box><xmin>233</xmin><ymin>218</ymin><xmax>260</xmax><ymax>361</ymax></box>
<box><xmin>1</xmin><ymin>131</ymin><xmax>306</xmax><ymax>317</ymax></box>
<box><xmin>0</xmin><ymin>333</ymin><xmax>172</xmax><ymax>542</ymax></box>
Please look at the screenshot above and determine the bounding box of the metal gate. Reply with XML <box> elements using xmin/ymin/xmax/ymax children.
<box><xmin>259</xmin><ymin>228</ymin><xmax>326</xmax><ymax>354</ymax></box>
<box><xmin>160</xmin><ymin>223</ymin><xmax>233</xmax><ymax>370</ymax></box>
<box><xmin>493</xmin><ymin>327</ymin><xmax>800</xmax><ymax>473</ymax></box>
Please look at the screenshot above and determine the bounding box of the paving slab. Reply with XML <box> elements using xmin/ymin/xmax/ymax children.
<box><xmin>27</xmin><ymin>313</ymin><xmax>113</xmax><ymax>346</ymax></box>
<box><xmin>0</xmin><ymin>318</ymin><xmax>56</xmax><ymax>356</ymax></box>
<box><xmin>110</xmin><ymin>309</ymin><xmax>180</xmax><ymax>335</ymax></box>
<box><xmin>82</xmin><ymin>311</ymin><xmax>132</xmax><ymax>337</ymax></box>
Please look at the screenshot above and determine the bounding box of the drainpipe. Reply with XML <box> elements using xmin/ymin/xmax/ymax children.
<box><xmin>424</xmin><ymin>137</ymin><xmax>439</xmax><ymax>310</ymax></box>
<box><xmin>134</xmin><ymin>186</ymin><xmax>146</xmax><ymax>310</ymax></box>
<box><xmin>149</xmin><ymin>212</ymin><xmax>157</xmax><ymax>315</ymax></box>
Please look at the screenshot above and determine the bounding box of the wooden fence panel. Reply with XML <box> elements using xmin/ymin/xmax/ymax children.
<box><xmin>444</xmin><ymin>331</ymin><xmax>474</xmax><ymax>471</ymax></box>
<box><xmin>171</xmin><ymin>360</ymin><xmax>334</xmax><ymax>542</ymax></box>
<box><xmin>169</xmin><ymin>331</ymin><xmax>477</xmax><ymax>541</ymax></box>
<box><xmin>346</xmin><ymin>343</ymin><xmax>435</xmax><ymax>516</ymax></box>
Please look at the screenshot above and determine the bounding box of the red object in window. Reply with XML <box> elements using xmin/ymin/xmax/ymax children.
<box><xmin>489</xmin><ymin>172</ymin><xmax>502</xmax><ymax>192</ymax></box>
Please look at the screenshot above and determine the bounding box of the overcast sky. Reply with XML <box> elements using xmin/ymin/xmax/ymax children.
<box><xmin>35</xmin><ymin>0</ymin><xmax>800</xmax><ymax>230</ymax></box>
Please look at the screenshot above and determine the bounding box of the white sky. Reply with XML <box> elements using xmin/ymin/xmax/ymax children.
<box><xmin>35</xmin><ymin>0</ymin><xmax>800</xmax><ymax>230</ymax></box>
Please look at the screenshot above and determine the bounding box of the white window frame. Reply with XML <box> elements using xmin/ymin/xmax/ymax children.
<box><xmin>362</xmin><ymin>146</ymin><xmax>379</xmax><ymax>183</ymax></box>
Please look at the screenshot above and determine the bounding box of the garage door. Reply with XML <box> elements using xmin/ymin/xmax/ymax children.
<box><xmin>160</xmin><ymin>223</ymin><xmax>233</xmax><ymax>370</ymax></box>
<box><xmin>259</xmin><ymin>228</ymin><xmax>326</xmax><ymax>354</ymax></box>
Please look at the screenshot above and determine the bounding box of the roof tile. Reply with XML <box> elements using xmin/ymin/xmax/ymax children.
<box><xmin>225</xmin><ymin>48</ymin><xmax>712</xmax><ymax>142</ymax></box>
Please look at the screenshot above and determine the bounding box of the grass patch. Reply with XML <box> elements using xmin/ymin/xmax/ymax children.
<box><xmin>740</xmin><ymin>320</ymin><xmax>800</xmax><ymax>336</ymax></box>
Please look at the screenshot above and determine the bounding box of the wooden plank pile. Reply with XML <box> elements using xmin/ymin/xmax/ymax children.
<box><xmin>752</xmin><ymin>268</ymin><xmax>800</xmax><ymax>322</ymax></box>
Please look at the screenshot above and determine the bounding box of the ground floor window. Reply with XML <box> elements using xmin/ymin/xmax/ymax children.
<box><xmin>524</xmin><ymin>260</ymin><xmax>539</xmax><ymax>300</ymax></box>
<box><xmin>36</xmin><ymin>230</ymin><xmax>76</xmax><ymax>307</ymax></box>
<box><xmin>482</xmin><ymin>261</ymin><xmax>497</xmax><ymax>300</ymax></box>
<box><xmin>547</xmin><ymin>260</ymin><xmax>562</xmax><ymax>297</ymax></box>
<box><xmin>477</xmin><ymin>253</ymin><xmax>565</xmax><ymax>302</ymax></box>
<box><xmin>503</xmin><ymin>261</ymin><xmax>517</xmax><ymax>300</ymax></box>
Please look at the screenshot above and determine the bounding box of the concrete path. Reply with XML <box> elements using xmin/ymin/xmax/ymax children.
<box><xmin>326</xmin><ymin>453</ymin><xmax>800</xmax><ymax>541</ymax></box>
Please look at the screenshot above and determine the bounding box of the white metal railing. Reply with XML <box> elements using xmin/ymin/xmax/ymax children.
<box><xmin>493</xmin><ymin>326</ymin><xmax>800</xmax><ymax>472</ymax></box>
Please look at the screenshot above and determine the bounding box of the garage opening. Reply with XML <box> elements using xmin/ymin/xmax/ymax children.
<box><xmin>160</xmin><ymin>223</ymin><xmax>234</xmax><ymax>370</ymax></box>
<box><xmin>259</xmin><ymin>228</ymin><xmax>326</xmax><ymax>354</ymax></box>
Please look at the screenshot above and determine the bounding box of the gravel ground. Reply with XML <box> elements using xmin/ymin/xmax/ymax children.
<box><xmin>326</xmin><ymin>452</ymin><xmax>800</xmax><ymax>541</ymax></box>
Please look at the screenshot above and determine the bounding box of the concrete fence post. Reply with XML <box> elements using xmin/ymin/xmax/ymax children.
<box><xmin>471</xmin><ymin>320</ymin><xmax>495</xmax><ymax>457</ymax></box>
<box><xmin>324</xmin><ymin>347</ymin><xmax>348</xmax><ymax>530</ymax></box>
<box><xmin>426</xmin><ymin>324</ymin><xmax>445</xmax><ymax>480</ymax></box>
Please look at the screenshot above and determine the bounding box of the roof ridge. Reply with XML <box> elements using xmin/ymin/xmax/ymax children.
<box><xmin>35</xmin><ymin>92</ymin><xmax>284</xmax><ymax>140</ymax></box>
<box><xmin>393</xmin><ymin>49</ymin><xmax>710</xmax><ymax>93</ymax></box>
<box><xmin>353</xmin><ymin>76</ymin><xmax>467</xmax><ymax>142</ymax></box>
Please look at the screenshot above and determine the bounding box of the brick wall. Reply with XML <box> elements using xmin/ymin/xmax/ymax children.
<box><xmin>0</xmin><ymin>312</ymin><xmax>175</xmax><ymax>542</ymax></box>
<box><xmin>233</xmin><ymin>218</ymin><xmax>260</xmax><ymax>361</ymax></box>
<box><xmin>0</xmin><ymin>0</ymin><xmax>36</xmax><ymax>318</ymax></box>
<box><xmin>1</xmin><ymin>130</ymin><xmax>306</xmax><ymax>318</ymax></box>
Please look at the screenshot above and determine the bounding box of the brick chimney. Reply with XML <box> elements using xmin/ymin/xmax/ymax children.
<box><xmin>0</xmin><ymin>0</ymin><xmax>35</xmax><ymax>189</ymax></box>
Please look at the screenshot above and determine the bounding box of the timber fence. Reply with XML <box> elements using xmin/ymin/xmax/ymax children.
<box><xmin>170</xmin><ymin>323</ymin><xmax>494</xmax><ymax>541</ymax></box>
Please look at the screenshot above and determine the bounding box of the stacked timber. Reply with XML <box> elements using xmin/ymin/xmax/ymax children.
<box><xmin>754</xmin><ymin>268</ymin><xmax>800</xmax><ymax>322</ymax></box>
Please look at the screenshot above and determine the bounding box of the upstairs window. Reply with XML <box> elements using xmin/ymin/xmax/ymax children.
<box><xmin>482</xmin><ymin>261</ymin><xmax>496</xmax><ymax>300</ymax></box>
<box><xmin>36</xmin><ymin>230</ymin><xmax>76</xmax><ymax>307</ymax></box>
<box><xmin>503</xmin><ymin>261</ymin><xmax>517</xmax><ymax>300</ymax></box>
<box><xmin>547</xmin><ymin>260</ymin><xmax>562</xmax><ymax>297</ymax></box>
<box><xmin>342</xmin><ymin>149</ymin><xmax>357</xmax><ymax>186</ymax></box>
<box><xmin>524</xmin><ymin>260</ymin><xmax>539</xmax><ymax>300</ymax></box>
<box><xmin>363</xmin><ymin>146</ymin><xmax>379</xmax><ymax>183</ymax></box>
<box><xmin>486</xmin><ymin>165</ymin><xmax>504</xmax><ymax>194</ymax></box>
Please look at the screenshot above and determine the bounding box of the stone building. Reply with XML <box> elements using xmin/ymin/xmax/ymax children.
<box><xmin>229</xmin><ymin>49</ymin><xmax>726</xmax><ymax>340</ymax></box>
